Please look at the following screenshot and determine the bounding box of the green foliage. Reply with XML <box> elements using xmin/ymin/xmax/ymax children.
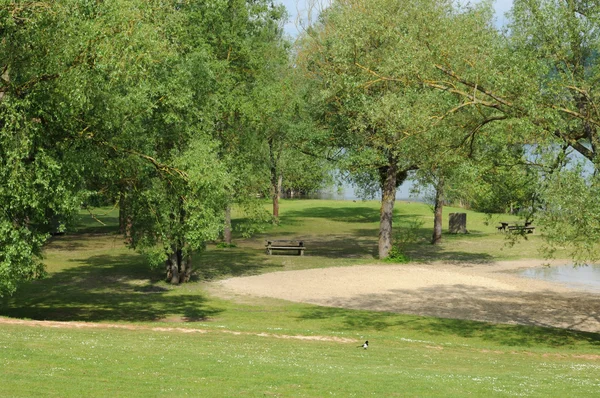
<box><xmin>0</xmin><ymin>0</ymin><xmax>175</xmax><ymax>295</ymax></box>
<box><xmin>383</xmin><ymin>217</ymin><xmax>424</xmax><ymax>262</ymax></box>
<box><xmin>0</xmin><ymin>0</ymin><xmax>294</xmax><ymax>292</ymax></box>
<box><xmin>383</xmin><ymin>246</ymin><xmax>411</xmax><ymax>263</ymax></box>
<box><xmin>538</xmin><ymin>168</ymin><xmax>600</xmax><ymax>264</ymax></box>
<box><xmin>297</xmin><ymin>0</ymin><xmax>503</xmax><ymax>256</ymax></box>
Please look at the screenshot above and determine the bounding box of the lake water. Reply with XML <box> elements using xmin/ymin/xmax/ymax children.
<box><xmin>308</xmin><ymin>179</ymin><xmax>420</xmax><ymax>201</ymax></box>
<box><xmin>520</xmin><ymin>264</ymin><xmax>600</xmax><ymax>292</ymax></box>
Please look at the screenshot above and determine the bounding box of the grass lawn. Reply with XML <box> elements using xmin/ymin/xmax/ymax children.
<box><xmin>0</xmin><ymin>200</ymin><xmax>598</xmax><ymax>397</ymax></box>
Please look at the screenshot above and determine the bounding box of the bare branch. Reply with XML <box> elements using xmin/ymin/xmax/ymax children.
<box><xmin>433</xmin><ymin>64</ymin><xmax>515</xmax><ymax>109</ymax></box>
<box><xmin>553</xmin><ymin>129</ymin><xmax>595</xmax><ymax>161</ymax></box>
<box><xmin>551</xmin><ymin>105</ymin><xmax>600</xmax><ymax>128</ymax></box>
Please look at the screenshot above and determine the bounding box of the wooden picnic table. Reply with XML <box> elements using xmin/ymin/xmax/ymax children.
<box><xmin>497</xmin><ymin>222</ymin><xmax>510</xmax><ymax>232</ymax></box>
<box><xmin>508</xmin><ymin>225</ymin><xmax>535</xmax><ymax>234</ymax></box>
<box><xmin>498</xmin><ymin>222</ymin><xmax>534</xmax><ymax>233</ymax></box>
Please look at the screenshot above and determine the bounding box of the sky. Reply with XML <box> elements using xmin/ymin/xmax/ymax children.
<box><xmin>278</xmin><ymin>0</ymin><xmax>515</xmax><ymax>37</ymax></box>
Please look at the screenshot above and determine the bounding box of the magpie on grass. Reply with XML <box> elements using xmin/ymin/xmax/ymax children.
<box><xmin>358</xmin><ymin>340</ymin><xmax>368</xmax><ymax>349</ymax></box>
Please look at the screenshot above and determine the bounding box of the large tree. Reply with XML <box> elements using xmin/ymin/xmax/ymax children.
<box><xmin>297</xmin><ymin>0</ymin><xmax>496</xmax><ymax>257</ymax></box>
<box><xmin>421</xmin><ymin>0</ymin><xmax>600</xmax><ymax>261</ymax></box>
<box><xmin>0</xmin><ymin>0</ymin><xmax>187</xmax><ymax>294</ymax></box>
<box><xmin>0</xmin><ymin>0</ymin><xmax>292</xmax><ymax>293</ymax></box>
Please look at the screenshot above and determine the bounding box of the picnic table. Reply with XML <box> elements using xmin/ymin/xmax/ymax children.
<box><xmin>497</xmin><ymin>222</ymin><xmax>510</xmax><ymax>232</ymax></box>
<box><xmin>497</xmin><ymin>221</ymin><xmax>534</xmax><ymax>234</ymax></box>
<box><xmin>265</xmin><ymin>240</ymin><xmax>305</xmax><ymax>256</ymax></box>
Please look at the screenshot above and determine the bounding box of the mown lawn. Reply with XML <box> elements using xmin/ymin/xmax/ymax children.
<box><xmin>0</xmin><ymin>200</ymin><xmax>598</xmax><ymax>397</ymax></box>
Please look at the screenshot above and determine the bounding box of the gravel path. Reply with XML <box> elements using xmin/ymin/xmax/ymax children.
<box><xmin>218</xmin><ymin>260</ymin><xmax>600</xmax><ymax>333</ymax></box>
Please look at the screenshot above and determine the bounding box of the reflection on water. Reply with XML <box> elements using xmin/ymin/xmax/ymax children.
<box><xmin>520</xmin><ymin>264</ymin><xmax>600</xmax><ymax>292</ymax></box>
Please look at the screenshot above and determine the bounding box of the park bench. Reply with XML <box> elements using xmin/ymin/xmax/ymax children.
<box><xmin>265</xmin><ymin>240</ymin><xmax>305</xmax><ymax>256</ymax></box>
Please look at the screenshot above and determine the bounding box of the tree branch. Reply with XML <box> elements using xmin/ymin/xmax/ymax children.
<box><xmin>553</xmin><ymin>129</ymin><xmax>594</xmax><ymax>161</ymax></box>
<box><xmin>90</xmin><ymin>137</ymin><xmax>189</xmax><ymax>180</ymax></box>
<box><xmin>551</xmin><ymin>105</ymin><xmax>600</xmax><ymax>128</ymax></box>
<box><xmin>433</xmin><ymin>64</ymin><xmax>514</xmax><ymax>108</ymax></box>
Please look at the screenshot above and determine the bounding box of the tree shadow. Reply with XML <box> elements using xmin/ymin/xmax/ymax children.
<box><xmin>301</xmin><ymin>236</ymin><xmax>378</xmax><ymax>258</ymax></box>
<box><xmin>402</xmin><ymin>243</ymin><xmax>496</xmax><ymax>264</ymax></box>
<box><xmin>195</xmin><ymin>247</ymin><xmax>279</xmax><ymax>280</ymax></box>
<box><xmin>296</xmin><ymin>285</ymin><xmax>600</xmax><ymax>347</ymax></box>
<box><xmin>46</xmin><ymin>232</ymin><xmax>124</xmax><ymax>252</ymax></box>
<box><xmin>0</xmin><ymin>253</ymin><xmax>223</xmax><ymax>323</ymax></box>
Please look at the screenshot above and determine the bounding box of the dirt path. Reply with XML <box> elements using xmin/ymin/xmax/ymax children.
<box><xmin>0</xmin><ymin>317</ymin><xmax>356</xmax><ymax>343</ymax></box>
<box><xmin>218</xmin><ymin>260</ymin><xmax>600</xmax><ymax>333</ymax></box>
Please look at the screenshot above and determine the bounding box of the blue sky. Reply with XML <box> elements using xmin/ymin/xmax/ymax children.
<box><xmin>278</xmin><ymin>0</ymin><xmax>515</xmax><ymax>37</ymax></box>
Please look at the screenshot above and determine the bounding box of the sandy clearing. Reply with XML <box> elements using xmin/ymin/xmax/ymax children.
<box><xmin>217</xmin><ymin>260</ymin><xmax>600</xmax><ymax>333</ymax></box>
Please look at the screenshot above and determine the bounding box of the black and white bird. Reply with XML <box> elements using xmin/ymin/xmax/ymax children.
<box><xmin>359</xmin><ymin>340</ymin><xmax>368</xmax><ymax>349</ymax></box>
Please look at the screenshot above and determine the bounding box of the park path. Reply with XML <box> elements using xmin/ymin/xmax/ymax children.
<box><xmin>0</xmin><ymin>316</ymin><xmax>356</xmax><ymax>342</ymax></box>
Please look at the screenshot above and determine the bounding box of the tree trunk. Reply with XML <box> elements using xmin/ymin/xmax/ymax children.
<box><xmin>119</xmin><ymin>188</ymin><xmax>133</xmax><ymax>244</ymax></box>
<box><xmin>270</xmin><ymin>173</ymin><xmax>282</xmax><ymax>220</ymax></box>
<box><xmin>179</xmin><ymin>248</ymin><xmax>192</xmax><ymax>283</ymax></box>
<box><xmin>378</xmin><ymin>160</ymin><xmax>398</xmax><ymax>259</ymax></box>
<box><xmin>432</xmin><ymin>178</ymin><xmax>444</xmax><ymax>245</ymax></box>
<box><xmin>167</xmin><ymin>250</ymin><xmax>180</xmax><ymax>284</ymax></box>
<box><xmin>165</xmin><ymin>201</ymin><xmax>192</xmax><ymax>284</ymax></box>
<box><xmin>165</xmin><ymin>245</ymin><xmax>192</xmax><ymax>284</ymax></box>
<box><xmin>268</xmin><ymin>137</ymin><xmax>281</xmax><ymax>222</ymax></box>
<box><xmin>272</xmin><ymin>174</ymin><xmax>282</xmax><ymax>218</ymax></box>
<box><xmin>278</xmin><ymin>174</ymin><xmax>283</xmax><ymax>202</ymax></box>
<box><xmin>272</xmin><ymin>180</ymin><xmax>279</xmax><ymax>219</ymax></box>
<box><xmin>224</xmin><ymin>205</ymin><xmax>232</xmax><ymax>244</ymax></box>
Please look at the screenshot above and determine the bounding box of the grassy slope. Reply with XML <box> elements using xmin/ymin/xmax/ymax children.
<box><xmin>0</xmin><ymin>200</ymin><xmax>598</xmax><ymax>397</ymax></box>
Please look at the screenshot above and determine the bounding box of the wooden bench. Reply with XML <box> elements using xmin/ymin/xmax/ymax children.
<box><xmin>266</xmin><ymin>240</ymin><xmax>305</xmax><ymax>256</ymax></box>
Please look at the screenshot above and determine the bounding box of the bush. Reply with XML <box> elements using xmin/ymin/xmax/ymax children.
<box><xmin>383</xmin><ymin>246</ymin><xmax>411</xmax><ymax>263</ymax></box>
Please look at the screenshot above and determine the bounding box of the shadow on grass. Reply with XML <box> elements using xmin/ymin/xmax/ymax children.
<box><xmin>301</xmin><ymin>236</ymin><xmax>378</xmax><ymax>258</ymax></box>
<box><xmin>46</xmin><ymin>232</ymin><xmax>124</xmax><ymax>252</ymax></box>
<box><xmin>296</xmin><ymin>281</ymin><xmax>600</xmax><ymax>347</ymax></box>
<box><xmin>195</xmin><ymin>247</ymin><xmax>278</xmax><ymax>280</ymax></box>
<box><xmin>73</xmin><ymin>210</ymin><xmax>120</xmax><ymax>234</ymax></box>
<box><xmin>402</xmin><ymin>243</ymin><xmax>496</xmax><ymax>264</ymax></box>
<box><xmin>297</xmin><ymin>306</ymin><xmax>600</xmax><ymax>349</ymax></box>
<box><xmin>74</xmin><ymin>224</ymin><xmax>120</xmax><ymax>234</ymax></box>
<box><xmin>0</xmin><ymin>253</ymin><xmax>223</xmax><ymax>323</ymax></box>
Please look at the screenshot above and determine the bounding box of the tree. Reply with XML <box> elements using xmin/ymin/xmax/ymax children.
<box><xmin>297</xmin><ymin>0</ymin><xmax>495</xmax><ymax>257</ymax></box>
<box><xmin>114</xmin><ymin>0</ymin><xmax>292</xmax><ymax>278</ymax></box>
<box><xmin>185</xmin><ymin>0</ymin><xmax>291</xmax><ymax>234</ymax></box>
<box><xmin>0</xmin><ymin>0</ymin><xmax>289</xmax><ymax>292</ymax></box>
<box><xmin>0</xmin><ymin>0</ymin><xmax>189</xmax><ymax>294</ymax></box>
<box><xmin>422</xmin><ymin>0</ymin><xmax>600</xmax><ymax>260</ymax></box>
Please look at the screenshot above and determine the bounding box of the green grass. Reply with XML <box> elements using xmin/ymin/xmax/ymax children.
<box><xmin>234</xmin><ymin>199</ymin><xmax>558</xmax><ymax>264</ymax></box>
<box><xmin>0</xmin><ymin>200</ymin><xmax>598</xmax><ymax>397</ymax></box>
<box><xmin>1</xmin><ymin>321</ymin><xmax>598</xmax><ymax>397</ymax></box>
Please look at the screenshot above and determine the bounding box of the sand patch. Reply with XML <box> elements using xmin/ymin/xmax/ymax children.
<box><xmin>218</xmin><ymin>260</ymin><xmax>600</xmax><ymax>333</ymax></box>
